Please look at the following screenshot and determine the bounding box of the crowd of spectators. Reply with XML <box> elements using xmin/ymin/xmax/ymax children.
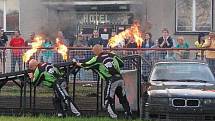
<box><xmin>0</xmin><ymin>27</ymin><xmax>215</xmax><ymax>75</ymax></box>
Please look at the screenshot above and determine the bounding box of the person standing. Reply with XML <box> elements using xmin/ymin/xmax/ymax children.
<box><xmin>142</xmin><ymin>32</ymin><xmax>154</xmax><ymax>48</ymax></box>
<box><xmin>0</xmin><ymin>29</ymin><xmax>8</xmax><ymax>70</ymax></box>
<box><xmin>76</xmin><ymin>44</ymin><xmax>132</xmax><ymax>119</ymax></box>
<box><xmin>28</xmin><ymin>59</ymin><xmax>81</xmax><ymax>117</ymax></box>
<box><xmin>57</xmin><ymin>31</ymin><xmax>69</xmax><ymax>46</ymax></box>
<box><xmin>175</xmin><ymin>36</ymin><xmax>190</xmax><ymax>59</ymax></box>
<box><xmin>0</xmin><ymin>29</ymin><xmax>8</xmax><ymax>73</ymax></box>
<box><xmin>202</xmin><ymin>32</ymin><xmax>215</xmax><ymax>75</ymax></box>
<box><xmin>41</xmin><ymin>37</ymin><xmax>54</xmax><ymax>63</ymax></box>
<box><xmin>88</xmin><ymin>30</ymin><xmax>103</xmax><ymax>47</ymax></box>
<box><xmin>0</xmin><ymin>28</ymin><xmax>8</xmax><ymax>46</ymax></box>
<box><xmin>195</xmin><ymin>33</ymin><xmax>205</xmax><ymax>59</ymax></box>
<box><xmin>158</xmin><ymin>28</ymin><xmax>173</xmax><ymax>48</ymax></box>
<box><xmin>26</xmin><ymin>32</ymin><xmax>35</xmax><ymax>46</ymax></box>
<box><xmin>9</xmin><ymin>30</ymin><xmax>25</xmax><ymax>72</ymax></box>
<box><xmin>157</xmin><ymin>28</ymin><xmax>174</xmax><ymax>59</ymax></box>
<box><xmin>126</xmin><ymin>37</ymin><xmax>137</xmax><ymax>48</ymax></box>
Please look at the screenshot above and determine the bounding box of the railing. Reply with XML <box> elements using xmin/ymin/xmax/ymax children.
<box><xmin>1</xmin><ymin>47</ymin><xmax>214</xmax><ymax>76</ymax></box>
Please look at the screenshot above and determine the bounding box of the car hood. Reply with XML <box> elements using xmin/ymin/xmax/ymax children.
<box><xmin>149</xmin><ymin>81</ymin><xmax>215</xmax><ymax>98</ymax></box>
<box><xmin>151</xmin><ymin>81</ymin><xmax>215</xmax><ymax>89</ymax></box>
<box><xmin>149</xmin><ymin>89</ymin><xmax>215</xmax><ymax>98</ymax></box>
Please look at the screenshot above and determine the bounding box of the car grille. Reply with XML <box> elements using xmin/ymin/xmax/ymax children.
<box><xmin>173</xmin><ymin>99</ymin><xmax>185</xmax><ymax>106</ymax></box>
<box><xmin>187</xmin><ymin>99</ymin><xmax>199</xmax><ymax>106</ymax></box>
<box><xmin>172</xmin><ymin>98</ymin><xmax>200</xmax><ymax>107</ymax></box>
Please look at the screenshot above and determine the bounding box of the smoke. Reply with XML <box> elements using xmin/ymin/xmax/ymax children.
<box><xmin>41</xmin><ymin>0</ymin><xmax>151</xmax><ymax>40</ymax></box>
<box><xmin>130</xmin><ymin>0</ymin><xmax>152</xmax><ymax>32</ymax></box>
<box><xmin>41</xmin><ymin>0</ymin><xmax>77</xmax><ymax>40</ymax></box>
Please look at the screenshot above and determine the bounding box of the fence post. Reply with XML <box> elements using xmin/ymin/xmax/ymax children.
<box><xmin>100</xmin><ymin>79</ymin><xmax>104</xmax><ymax>111</ymax></box>
<box><xmin>66</xmin><ymin>49</ymin><xmax>70</xmax><ymax>92</ymax></box>
<box><xmin>33</xmin><ymin>86</ymin><xmax>37</xmax><ymax>116</ymax></box>
<box><xmin>72</xmin><ymin>72</ymin><xmax>76</xmax><ymax>102</ymax></box>
<box><xmin>201</xmin><ymin>49</ymin><xmax>204</xmax><ymax>61</ymax></box>
<box><xmin>22</xmin><ymin>76</ymin><xmax>27</xmax><ymax>116</ymax></box>
<box><xmin>96</xmin><ymin>76</ymin><xmax>100</xmax><ymax>115</ymax></box>
<box><xmin>137</xmin><ymin>55</ymin><xmax>142</xmax><ymax>117</ymax></box>
<box><xmin>2</xmin><ymin>49</ymin><xmax>6</xmax><ymax>73</ymax></box>
<box><xmin>29</xmin><ymin>75</ymin><xmax>32</xmax><ymax>110</ymax></box>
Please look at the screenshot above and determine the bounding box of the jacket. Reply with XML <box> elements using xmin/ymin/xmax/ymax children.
<box><xmin>202</xmin><ymin>38</ymin><xmax>215</xmax><ymax>59</ymax></box>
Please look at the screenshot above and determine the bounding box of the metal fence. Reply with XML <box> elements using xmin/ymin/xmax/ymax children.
<box><xmin>0</xmin><ymin>47</ymin><xmax>215</xmax><ymax>117</ymax></box>
<box><xmin>1</xmin><ymin>47</ymin><xmax>214</xmax><ymax>79</ymax></box>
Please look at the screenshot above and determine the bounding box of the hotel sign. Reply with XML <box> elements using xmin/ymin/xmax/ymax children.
<box><xmin>83</xmin><ymin>14</ymin><xmax>109</xmax><ymax>24</ymax></box>
<box><xmin>78</xmin><ymin>12</ymin><xmax>132</xmax><ymax>25</ymax></box>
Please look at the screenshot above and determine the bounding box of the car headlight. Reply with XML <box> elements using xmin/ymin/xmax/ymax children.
<box><xmin>203</xmin><ymin>99</ymin><xmax>215</xmax><ymax>105</ymax></box>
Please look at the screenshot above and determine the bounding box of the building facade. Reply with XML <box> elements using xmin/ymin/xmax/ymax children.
<box><xmin>0</xmin><ymin>0</ymin><xmax>214</xmax><ymax>43</ymax></box>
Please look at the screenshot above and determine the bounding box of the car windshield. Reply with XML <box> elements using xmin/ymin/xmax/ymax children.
<box><xmin>150</xmin><ymin>63</ymin><xmax>215</xmax><ymax>82</ymax></box>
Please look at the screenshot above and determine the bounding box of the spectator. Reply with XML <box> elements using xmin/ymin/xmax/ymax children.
<box><xmin>175</xmin><ymin>36</ymin><xmax>190</xmax><ymax>59</ymax></box>
<box><xmin>202</xmin><ymin>32</ymin><xmax>215</xmax><ymax>75</ymax></box>
<box><xmin>0</xmin><ymin>29</ymin><xmax>8</xmax><ymax>64</ymax></box>
<box><xmin>158</xmin><ymin>28</ymin><xmax>173</xmax><ymax>48</ymax></box>
<box><xmin>0</xmin><ymin>29</ymin><xmax>8</xmax><ymax>46</ymax></box>
<box><xmin>126</xmin><ymin>37</ymin><xmax>137</xmax><ymax>48</ymax></box>
<box><xmin>73</xmin><ymin>34</ymin><xmax>88</xmax><ymax>47</ymax></box>
<box><xmin>68</xmin><ymin>33</ymin><xmax>76</xmax><ymax>47</ymax></box>
<box><xmin>57</xmin><ymin>31</ymin><xmax>69</xmax><ymax>46</ymax></box>
<box><xmin>195</xmin><ymin>33</ymin><xmax>205</xmax><ymax>48</ymax></box>
<box><xmin>142</xmin><ymin>32</ymin><xmax>154</xmax><ymax>62</ymax></box>
<box><xmin>88</xmin><ymin>30</ymin><xmax>103</xmax><ymax>47</ymax></box>
<box><xmin>150</xmin><ymin>40</ymin><xmax>161</xmax><ymax>64</ymax></box>
<box><xmin>9</xmin><ymin>30</ymin><xmax>25</xmax><ymax>72</ymax></box>
<box><xmin>26</xmin><ymin>32</ymin><xmax>35</xmax><ymax>46</ymax></box>
<box><xmin>142</xmin><ymin>32</ymin><xmax>154</xmax><ymax>48</ymax></box>
<box><xmin>151</xmin><ymin>40</ymin><xmax>160</xmax><ymax>48</ymax></box>
<box><xmin>158</xmin><ymin>28</ymin><xmax>174</xmax><ymax>59</ymax></box>
<box><xmin>176</xmin><ymin>36</ymin><xmax>189</xmax><ymax>48</ymax></box>
<box><xmin>41</xmin><ymin>37</ymin><xmax>54</xmax><ymax>63</ymax></box>
<box><xmin>195</xmin><ymin>33</ymin><xmax>205</xmax><ymax>59</ymax></box>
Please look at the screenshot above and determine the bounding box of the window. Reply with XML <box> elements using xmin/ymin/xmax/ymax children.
<box><xmin>0</xmin><ymin>0</ymin><xmax>19</xmax><ymax>31</ymax></box>
<box><xmin>176</xmin><ymin>0</ymin><xmax>212</xmax><ymax>32</ymax></box>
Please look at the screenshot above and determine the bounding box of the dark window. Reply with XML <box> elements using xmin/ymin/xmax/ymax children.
<box><xmin>176</xmin><ymin>0</ymin><xmax>212</xmax><ymax>32</ymax></box>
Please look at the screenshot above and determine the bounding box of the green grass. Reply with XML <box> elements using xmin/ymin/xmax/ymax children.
<box><xmin>0</xmin><ymin>116</ymin><xmax>144</xmax><ymax>121</ymax></box>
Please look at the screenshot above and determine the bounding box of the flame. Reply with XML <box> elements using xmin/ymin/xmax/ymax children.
<box><xmin>55</xmin><ymin>38</ymin><xmax>68</xmax><ymax>60</ymax></box>
<box><xmin>108</xmin><ymin>21</ymin><xmax>144</xmax><ymax>48</ymax></box>
<box><xmin>22</xmin><ymin>35</ymin><xmax>43</xmax><ymax>62</ymax></box>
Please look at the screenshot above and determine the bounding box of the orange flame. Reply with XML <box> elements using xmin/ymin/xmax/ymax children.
<box><xmin>22</xmin><ymin>35</ymin><xmax>43</xmax><ymax>62</ymax></box>
<box><xmin>108</xmin><ymin>21</ymin><xmax>144</xmax><ymax>48</ymax></box>
<box><xmin>55</xmin><ymin>38</ymin><xmax>68</xmax><ymax>60</ymax></box>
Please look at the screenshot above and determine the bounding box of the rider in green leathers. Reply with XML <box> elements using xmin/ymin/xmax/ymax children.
<box><xmin>28</xmin><ymin>59</ymin><xmax>80</xmax><ymax>117</ymax></box>
<box><xmin>76</xmin><ymin>44</ymin><xmax>132</xmax><ymax>119</ymax></box>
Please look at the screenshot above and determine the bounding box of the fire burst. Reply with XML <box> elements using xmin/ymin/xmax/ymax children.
<box><xmin>55</xmin><ymin>38</ymin><xmax>68</xmax><ymax>60</ymax></box>
<box><xmin>108</xmin><ymin>21</ymin><xmax>144</xmax><ymax>48</ymax></box>
<box><xmin>22</xmin><ymin>36</ymin><xmax>43</xmax><ymax>62</ymax></box>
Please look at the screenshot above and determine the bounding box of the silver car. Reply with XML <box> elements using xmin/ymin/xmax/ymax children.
<box><xmin>142</xmin><ymin>61</ymin><xmax>215</xmax><ymax>121</ymax></box>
